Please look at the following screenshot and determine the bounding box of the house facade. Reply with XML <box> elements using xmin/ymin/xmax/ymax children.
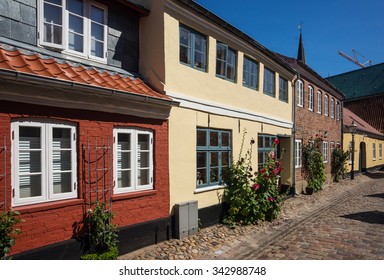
<box><xmin>139</xmin><ymin>0</ymin><xmax>296</xmax><ymax>226</ymax></box>
<box><xmin>278</xmin><ymin>34</ymin><xmax>344</xmax><ymax>193</ymax></box>
<box><xmin>0</xmin><ymin>0</ymin><xmax>178</xmax><ymax>258</ymax></box>
<box><xmin>343</xmin><ymin>108</ymin><xmax>384</xmax><ymax>175</ymax></box>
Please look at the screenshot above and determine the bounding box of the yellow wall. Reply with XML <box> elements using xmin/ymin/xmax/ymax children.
<box><xmin>141</xmin><ymin>0</ymin><xmax>295</xmax><ymax>212</ymax></box>
<box><xmin>344</xmin><ymin>133</ymin><xmax>384</xmax><ymax>173</ymax></box>
<box><xmin>169</xmin><ymin>106</ymin><xmax>292</xmax><ymax>211</ymax></box>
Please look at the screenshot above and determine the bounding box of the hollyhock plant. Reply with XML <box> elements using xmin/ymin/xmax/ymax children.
<box><xmin>223</xmin><ymin>130</ymin><xmax>285</xmax><ymax>226</ymax></box>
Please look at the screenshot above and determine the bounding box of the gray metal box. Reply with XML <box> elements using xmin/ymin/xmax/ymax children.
<box><xmin>174</xmin><ymin>200</ymin><xmax>198</xmax><ymax>239</ymax></box>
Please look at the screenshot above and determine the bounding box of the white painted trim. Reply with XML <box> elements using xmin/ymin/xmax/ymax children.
<box><xmin>167</xmin><ymin>91</ymin><xmax>293</xmax><ymax>129</ymax></box>
<box><xmin>194</xmin><ymin>185</ymin><xmax>225</xmax><ymax>194</ymax></box>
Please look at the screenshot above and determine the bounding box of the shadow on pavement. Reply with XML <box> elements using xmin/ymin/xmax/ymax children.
<box><xmin>365</xmin><ymin>193</ymin><xmax>384</xmax><ymax>199</ymax></box>
<box><xmin>364</xmin><ymin>172</ymin><xmax>384</xmax><ymax>179</ymax></box>
<box><xmin>341</xmin><ymin>211</ymin><xmax>384</xmax><ymax>225</ymax></box>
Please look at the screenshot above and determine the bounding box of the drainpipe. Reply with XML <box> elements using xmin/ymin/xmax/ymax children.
<box><xmin>291</xmin><ymin>73</ymin><xmax>300</xmax><ymax>196</ymax></box>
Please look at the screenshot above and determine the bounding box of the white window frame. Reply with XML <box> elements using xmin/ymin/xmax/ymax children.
<box><xmin>308</xmin><ymin>86</ymin><xmax>314</xmax><ymax>111</ymax></box>
<box><xmin>113</xmin><ymin>128</ymin><xmax>153</xmax><ymax>194</ymax></box>
<box><xmin>323</xmin><ymin>141</ymin><xmax>329</xmax><ymax>163</ymax></box>
<box><xmin>336</xmin><ymin>101</ymin><xmax>341</xmax><ymax>121</ymax></box>
<box><xmin>38</xmin><ymin>0</ymin><xmax>108</xmax><ymax>63</ymax></box>
<box><xmin>331</xmin><ymin>98</ymin><xmax>335</xmax><ymax>118</ymax></box>
<box><xmin>317</xmin><ymin>90</ymin><xmax>322</xmax><ymax>114</ymax></box>
<box><xmin>373</xmin><ymin>143</ymin><xmax>376</xmax><ymax>160</ymax></box>
<box><xmin>379</xmin><ymin>143</ymin><xmax>382</xmax><ymax>160</ymax></box>
<box><xmin>11</xmin><ymin>121</ymin><xmax>77</xmax><ymax>207</ymax></box>
<box><xmin>295</xmin><ymin>139</ymin><xmax>302</xmax><ymax>168</ymax></box>
<box><xmin>324</xmin><ymin>94</ymin><xmax>329</xmax><ymax>116</ymax></box>
<box><xmin>297</xmin><ymin>80</ymin><xmax>304</xmax><ymax>107</ymax></box>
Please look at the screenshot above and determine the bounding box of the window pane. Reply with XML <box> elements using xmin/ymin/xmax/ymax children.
<box><xmin>222</xmin><ymin>151</ymin><xmax>229</xmax><ymax>166</ymax></box>
<box><xmin>68</xmin><ymin>32</ymin><xmax>83</xmax><ymax>52</ymax></box>
<box><xmin>180</xmin><ymin>45</ymin><xmax>190</xmax><ymax>64</ymax></box>
<box><xmin>69</xmin><ymin>14</ymin><xmax>83</xmax><ymax>34</ymax></box>
<box><xmin>44</xmin><ymin>23</ymin><xmax>62</xmax><ymax>44</ymax></box>
<box><xmin>19</xmin><ymin>127</ymin><xmax>41</xmax><ymax>149</ymax></box>
<box><xmin>118</xmin><ymin>170</ymin><xmax>130</xmax><ymax>188</ymax></box>
<box><xmin>138</xmin><ymin>134</ymin><xmax>149</xmax><ymax>150</ymax></box>
<box><xmin>46</xmin><ymin>0</ymin><xmax>62</xmax><ymax>4</ymax></box>
<box><xmin>216</xmin><ymin>60</ymin><xmax>225</xmax><ymax>76</ymax></box>
<box><xmin>91</xmin><ymin>22</ymin><xmax>104</xmax><ymax>41</ymax></box>
<box><xmin>210</xmin><ymin>152</ymin><xmax>219</xmax><ymax>166</ymax></box>
<box><xmin>180</xmin><ymin>28</ymin><xmax>190</xmax><ymax>46</ymax></box>
<box><xmin>138</xmin><ymin>152</ymin><xmax>149</xmax><ymax>168</ymax></box>
<box><xmin>210</xmin><ymin>131</ymin><xmax>219</xmax><ymax>146</ymax></box>
<box><xmin>90</xmin><ymin>5</ymin><xmax>104</xmax><ymax>24</ymax></box>
<box><xmin>138</xmin><ymin>169</ymin><xmax>149</xmax><ymax>185</ymax></box>
<box><xmin>19</xmin><ymin>174</ymin><xmax>42</xmax><ymax>198</ymax></box>
<box><xmin>216</xmin><ymin>45</ymin><xmax>226</xmax><ymax>60</ymax></box>
<box><xmin>222</xmin><ymin>132</ymin><xmax>230</xmax><ymax>147</ymax></box>
<box><xmin>53</xmin><ymin>128</ymin><xmax>70</xmax><ymax>148</ymax></box>
<box><xmin>53</xmin><ymin>172</ymin><xmax>72</xmax><ymax>194</ymax></box>
<box><xmin>44</xmin><ymin>3</ymin><xmax>62</xmax><ymax>25</ymax></box>
<box><xmin>118</xmin><ymin>151</ymin><xmax>130</xmax><ymax>169</ymax></box>
<box><xmin>52</xmin><ymin>150</ymin><xmax>71</xmax><ymax>171</ymax></box>
<box><xmin>68</xmin><ymin>0</ymin><xmax>83</xmax><ymax>15</ymax></box>
<box><xmin>194</xmin><ymin>52</ymin><xmax>205</xmax><ymax>69</ymax></box>
<box><xmin>118</xmin><ymin>133</ymin><xmax>131</xmax><ymax>150</ymax></box>
<box><xmin>197</xmin><ymin>168</ymin><xmax>206</xmax><ymax>185</ymax></box>
<box><xmin>210</xmin><ymin>168</ymin><xmax>219</xmax><ymax>183</ymax></box>
<box><xmin>197</xmin><ymin>152</ymin><xmax>207</xmax><ymax>168</ymax></box>
<box><xmin>197</xmin><ymin>130</ymin><xmax>207</xmax><ymax>146</ymax></box>
<box><xmin>91</xmin><ymin>40</ymin><xmax>104</xmax><ymax>58</ymax></box>
<box><xmin>19</xmin><ymin>151</ymin><xmax>41</xmax><ymax>173</ymax></box>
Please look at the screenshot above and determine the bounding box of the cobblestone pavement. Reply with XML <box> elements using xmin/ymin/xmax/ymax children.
<box><xmin>118</xmin><ymin>172</ymin><xmax>384</xmax><ymax>260</ymax></box>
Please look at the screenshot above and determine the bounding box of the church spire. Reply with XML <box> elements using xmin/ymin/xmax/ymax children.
<box><xmin>297</xmin><ymin>28</ymin><xmax>306</xmax><ymax>64</ymax></box>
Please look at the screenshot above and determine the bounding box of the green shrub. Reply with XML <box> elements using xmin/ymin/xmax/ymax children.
<box><xmin>1</xmin><ymin>210</ymin><xmax>23</xmax><ymax>260</ymax></box>
<box><xmin>81</xmin><ymin>246</ymin><xmax>118</xmax><ymax>260</ymax></box>
<box><xmin>302</xmin><ymin>136</ymin><xmax>327</xmax><ymax>192</ymax></box>
<box><xmin>81</xmin><ymin>202</ymin><xmax>119</xmax><ymax>260</ymax></box>
<box><xmin>331</xmin><ymin>146</ymin><xmax>350</xmax><ymax>182</ymax></box>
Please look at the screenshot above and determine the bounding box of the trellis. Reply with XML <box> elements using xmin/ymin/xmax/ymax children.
<box><xmin>0</xmin><ymin>134</ymin><xmax>6</xmax><ymax>211</ymax></box>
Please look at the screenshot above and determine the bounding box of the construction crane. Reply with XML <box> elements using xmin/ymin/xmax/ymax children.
<box><xmin>338</xmin><ymin>49</ymin><xmax>372</xmax><ymax>68</ymax></box>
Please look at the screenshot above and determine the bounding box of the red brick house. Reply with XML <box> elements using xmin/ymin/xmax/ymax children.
<box><xmin>278</xmin><ymin>32</ymin><xmax>344</xmax><ymax>193</ymax></box>
<box><xmin>0</xmin><ymin>0</ymin><xmax>177</xmax><ymax>259</ymax></box>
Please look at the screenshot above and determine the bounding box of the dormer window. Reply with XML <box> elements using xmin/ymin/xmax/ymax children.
<box><xmin>39</xmin><ymin>0</ymin><xmax>108</xmax><ymax>62</ymax></box>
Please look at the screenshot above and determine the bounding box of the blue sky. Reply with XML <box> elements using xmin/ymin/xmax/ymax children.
<box><xmin>194</xmin><ymin>0</ymin><xmax>384</xmax><ymax>77</ymax></box>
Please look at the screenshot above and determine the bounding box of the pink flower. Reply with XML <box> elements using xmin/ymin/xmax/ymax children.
<box><xmin>252</xmin><ymin>183</ymin><xmax>260</xmax><ymax>190</ymax></box>
<box><xmin>274</xmin><ymin>139</ymin><xmax>280</xmax><ymax>145</ymax></box>
<box><xmin>268</xmin><ymin>197</ymin><xmax>275</xmax><ymax>202</ymax></box>
<box><xmin>260</xmin><ymin>168</ymin><xmax>266</xmax><ymax>173</ymax></box>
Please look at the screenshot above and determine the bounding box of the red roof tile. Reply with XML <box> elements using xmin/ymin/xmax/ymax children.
<box><xmin>0</xmin><ymin>47</ymin><xmax>169</xmax><ymax>100</ymax></box>
<box><xmin>344</xmin><ymin>107</ymin><xmax>384</xmax><ymax>136</ymax></box>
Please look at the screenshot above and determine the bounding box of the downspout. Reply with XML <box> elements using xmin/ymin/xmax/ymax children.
<box><xmin>292</xmin><ymin>73</ymin><xmax>300</xmax><ymax>196</ymax></box>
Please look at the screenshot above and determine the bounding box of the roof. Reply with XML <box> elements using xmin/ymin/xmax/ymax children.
<box><xmin>277</xmin><ymin>54</ymin><xmax>344</xmax><ymax>101</ymax></box>
<box><xmin>0</xmin><ymin>45</ymin><xmax>170</xmax><ymax>101</ymax></box>
<box><xmin>326</xmin><ymin>62</ymin><xmax>384</xmax><ymax>101</ymax></box>
<box><xmin>343</xmin><ymin>107</ymin><xmax>384</xmax><ymax>137</ymax></box>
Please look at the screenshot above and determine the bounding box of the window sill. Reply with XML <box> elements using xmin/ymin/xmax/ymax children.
<box><xmin>112</xmin><ymin>190</ymin><xmax>158</xmax><ymax>201</ymax></box>
<box><xmin>195</xmin><ymin>185</ymin><xmax>225</xmax><ymax>194</ymax></box>
<box><xmin>13</xmin><ymin>198</ymin><xmax>84</xmax><ymax>214</ymax></box>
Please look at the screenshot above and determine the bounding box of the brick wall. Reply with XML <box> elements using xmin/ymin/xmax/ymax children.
<box><xmin>0</xmin><ymin>101</ymin><xmax>170</xmax><ymax>255</ymax></box>
<box><xmin>295</xmin><ymin>79</ymin><xmax>342</xmax><ymax>192</ymax></box>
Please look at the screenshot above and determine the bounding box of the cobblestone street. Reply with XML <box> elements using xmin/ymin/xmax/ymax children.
<box><xmin>119</xmin><ymin>171</ymin><xmax>384</xmax><ymax>260</ymax></box>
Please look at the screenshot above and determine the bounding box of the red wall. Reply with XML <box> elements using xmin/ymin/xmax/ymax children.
<box><xmin>0</xmin><ymin>101</ymin><xmax>170</xmax><ymax>255</ymax></box>
<box><xmin>295</xmin><ymin>79</ymin><xmax>343</xmax><ymax>183</ymax></box>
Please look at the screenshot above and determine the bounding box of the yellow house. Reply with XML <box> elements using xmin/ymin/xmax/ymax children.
<box><xmin>344</xmin><ymin>108</ymin><xmax>384</xmax><ymax>175</ymax></box>
<box><xmin>139</xmin><ymin>0</ymin><xmax>296</xmax><ymax>227</ymax></box>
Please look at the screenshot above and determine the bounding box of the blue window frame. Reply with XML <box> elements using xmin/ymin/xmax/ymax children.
<box><xmin>196</xmin><ymin>128</ymin><xmax>231</xmax><ymax>188</ymax></box>
<box><xmin>216</xmin><ymin>42</ymin><xmax>236</xmax><ymax>82</ymax></box>
<box><xmin>243</xmin><ymin>56</ymin><xmax>259</xmax><ymax>90</ymax></box>
<box><xmin>263</xmin><ymin>67</ymin><xmax>275</xmax><ymax>97</ymax></box>
<box><xmin>258</xmin><ymin>134</ymin><xmax>278</xmax><ymax>169</ymax></box>
<box><xmin>279</xmin><ymin>76</ymin><xmax>288</xmax><ymax>102</ymax></box>
<box><xmin>179</xmin><ymin>25</ymin><xmax>207</xmax><ymax>71</ymax></box>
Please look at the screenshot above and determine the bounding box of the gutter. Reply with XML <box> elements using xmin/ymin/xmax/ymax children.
<box><xmin>0</xmin><ymin>69</ymin><xmax>180</xmax><ymax>108</ymax></box>
<box><xmin>291</xmin><ymin>73</ymin><xmax>300</xmax><ymax>195</ymax></box>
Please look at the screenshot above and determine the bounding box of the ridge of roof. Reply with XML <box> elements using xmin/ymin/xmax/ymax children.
<box><xmin>0</xmin><ymin>45</ymin><xmax>170</xmax><ymax>101</ymax></box>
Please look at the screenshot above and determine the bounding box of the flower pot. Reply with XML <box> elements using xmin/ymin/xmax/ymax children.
<box><xmin>306</xmin><ymin>187</ymin><xmax>314</xmax><ymax>195</ymax></box>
